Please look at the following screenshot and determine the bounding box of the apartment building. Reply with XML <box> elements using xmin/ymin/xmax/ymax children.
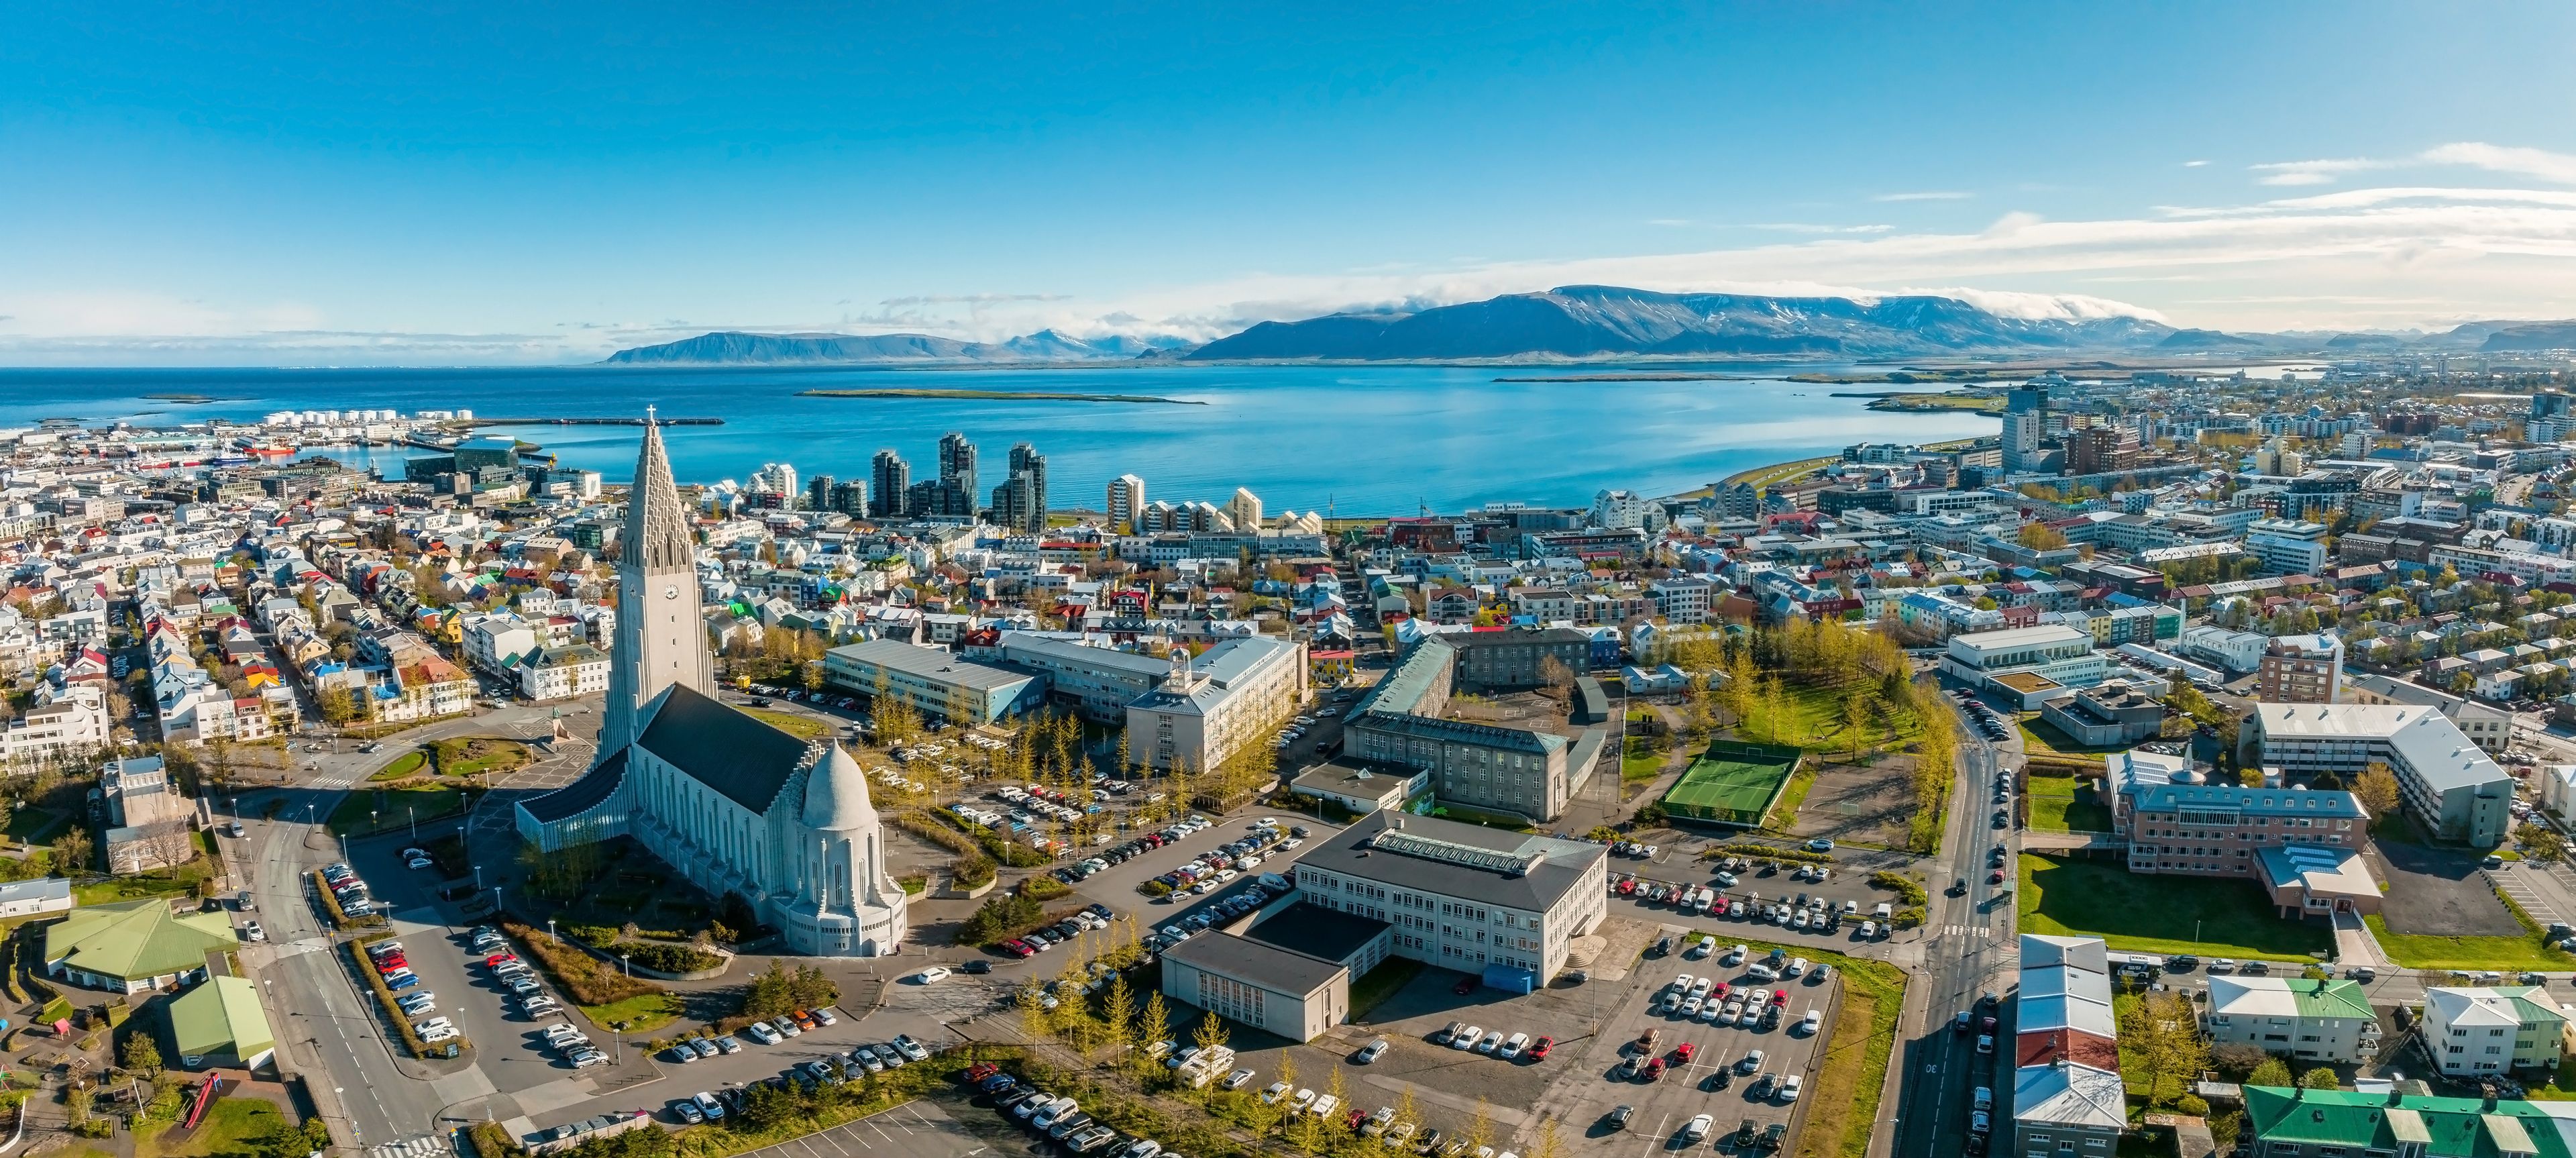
<box><xmin>1292</xmin><ymin>810</ymin><xmax>1608</xmax><ymax>988</ymax></box>
<box><xmin>2256</xmin><ymin>633</ymin><xmax>2343</xmax><ymax>703</ymax></box>
<box><xmin>517</xmin><ymin>643</ymin><xmax>610</xmax><ymax>702</ymax></box>
<box><xmin>2202</xmin><ymin>976</ymin><xmax>2380</xmax><ymax>1064</ymax></box>
<box><xmin>2247</xmin><ymin>703</ymin><xmax>2514</xmax><ymax>847</ymax></box>
<box><xmin>993</xmin><ymin>634</ymin><xmax>1171</xmax><ymax>722</ymax></box>
<box><xmin>822</xmin><ymin>638</ymin><xmax>1045</xmax><ymax>725</ymax></box>
<box><xmin>2424</xmin><ymin>986</ymin><xmax>2573</xmax><ymax>1077</ymax></box>
<box><xmin>2011</xmin><ymin>935</ymin><xmax>2125</xmax><ymax>1158</ymax></box>
<box><xmin>2246</xmin><ymin>519</ymin><xmax>2329</xmax><ymax>575</ymax></box>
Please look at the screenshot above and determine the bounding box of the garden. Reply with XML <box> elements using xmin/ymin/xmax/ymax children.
<box><xmin>2019</xmin><ymin>853</ymin><xmax>2330</xmax><ymax>961</ymax></box>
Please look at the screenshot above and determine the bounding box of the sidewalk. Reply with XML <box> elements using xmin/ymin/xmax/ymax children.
<box><xmin>2331</xmin><ymin>909</ymin><xmax>2393</xmax><ymax>969</ymax></box>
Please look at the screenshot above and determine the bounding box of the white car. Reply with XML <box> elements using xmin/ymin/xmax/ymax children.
<box><xmin>1499</xmin><ymin>1032</ymin><xmax>1529</xmax><ymax>1059</ymax></box>
<box><xmin>1680</xmin><ymin>996</ymin><xmax>1704</xmax><ymax>1018</ymax></box>
<box><xmin>1261</xmin><ymin>1082</ymin><xmax>1293</xmax><ymax>1105</ymax></box>
<box><xmin>1222</xmin><ymin>1069</ymin><xmax>1256</xmax><ymax>1090</ymax></box>
<box><xmin>1684</xmin><ymin>1114</ymin><xmax>1713</xmax><ymax>1142</ymax></box>
<box><xmin>1450</xmin><ymin>1025</ymin><xmax>1483</xmax><ymax>1051</ymax></box>
<box><xmin>745</xmin><ymin>1021</ymin><xmax>784</xmax><ymax>1045</ymax></box>
<box><xmin>1309</xmin><ymin>1094</ymin><xmax>1340</xmax><ymax>1118</ymax></box>
<box><xmin>1778</xmin><ymin>1074</ymin><xmax>1803</xmax><ymax>1102</ymax></box>
<box><xmin>1725</xmin><ymin>944</ymin><xmax>1748</xmax><ymax>965</ymax></box>
<box><xmin>1799</xmin><ymin>1009</ymin><xmax>1823</xmax><ymax>1035</ymax></box>
<box><xmin>911</xmin><ymin>967</ymin><xmax>953</xmax><ymax>984</ymax></box>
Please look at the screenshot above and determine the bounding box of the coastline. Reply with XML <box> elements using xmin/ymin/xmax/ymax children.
<box><xmin>796</xmin><ymin>388</ymin><xmax>1202</xmax><ymax>404</ymax></box>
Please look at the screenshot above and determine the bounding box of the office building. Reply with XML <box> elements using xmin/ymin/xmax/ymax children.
<box><xmin>822</xmin><ymin>639</ymin><xmax>1045</xmax><ymax>725</ymax></box>
<box><xmin>2002</xmin><ymin>379</ymin><xmax>2049</xmax><ymax>475</ymax></box>
<box><xmin>869</xmin><ymin>450</ymin><xmax>910</xmax><ymax>519</ymax></box>
<box><xmin>1344</xmin><ymin>638</ymin><xmax>1611</xmax><ymax>823</ymax></box>
<box><xmin>1292</xmin><ymin>810</ymin><xmax>1609</xmax><ymax>988</ymax></box>
<box><xmin>828</xmin><ymin>478</ymin><xmax>869</xmax><ymax>517</ymax></box>
<box><xmin>805</xmin><ymin>474</ymin><xmax>835</xmax><ymax>513</ymax></box>
<box><xmin>906</xmin><ymin>476</ymin><xmax>977</xmax><ymax>519</ymax></box>
<box><xmin>1939</xmin><ymin>624</ymin><xmax>2110</xmax><ymax>706</ymax></box>
<box><xmin>992</xmin><ymin>634</ymin><xmax>1171</xmax><ymax>722</ymax></box>
<box><xmin>2201</xmin><ymin>976</ymin><xmax>2379</xmax><ymax>1064</ymax></box>
<box><xmin>2246</xmin><ymin>519</ymin><xmax>2330</xmax><ymax>575</ymax></box>
<box><xmin>1159</xmin><ymin>902</ymin><xmax>1396</xmax><ymax>1043</ymax></box>
<box><xmin>2247</xmin><ymin>703</ymin><xmax>2514</xmax><ymax>847</ymax></box>
<box><xmin>2066</xmin><ymin>426</ymin><xmax>2140</xmax><ymax>476</ymax></box>
<box><xmin>1108</xmin><ymin>474</ymin><xmax>1147</xmax><ymax>531</ymax></box>
<box><xmin>2010</xmin><ymin>935</ymin><xmax>2125</xmax><ymax>1158</ymax></box>
<box><xmin>2257</xmin><ymin>633</ymin><xmax>2343</xmax><ymax>703</ymax></box>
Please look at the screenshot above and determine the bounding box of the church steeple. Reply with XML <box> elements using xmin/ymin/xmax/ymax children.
<box><xmin>600</xmin><ymin>409</ymin><xmax>713</xmax><ymax>755</ymax></box>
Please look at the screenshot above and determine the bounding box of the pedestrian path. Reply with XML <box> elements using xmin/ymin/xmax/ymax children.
<box><xmin>2332</xmin><ymin>908</ymin><xmax>2394</xmax><ymax>969</ymax></box>
<box><xmin>1936</xmin><ymin>925</ymin><xmax>1998</xmax><ymax>940</ymax></box>
<box><xmin>369</xmin><ymin>1133</ymin><xmax>452</xmax><ymax>1158</ymax></box>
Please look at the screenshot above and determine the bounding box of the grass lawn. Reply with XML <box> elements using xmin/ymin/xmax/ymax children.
<box><xmin>2025</xmin><ymin>776</ymin><xmax>2113</xmax><ymax>834</ymax></box>
<box><xmin>2</xmin><ymin>807</ymin><xmax>70</xmax><ymax>845</ymax></box>
<box><xmin>367</xmin><ymin>749</ymin><xmax>430</xmax><ymax>782</ymax></box>
<box><xmin>74</xmin><ymin>834</ymin><xmax>215</xmax><ymax>905</ymax></box>
<box><xmin>743</xmin><ymin>708</ymin><xmax>833</xmax><ymax>741</ymax></box>
<box><xmin>2018</xmin><ymin>718</ymin><xmax>2131</xmax><ymax>757</ymax></box>
<box><xmin>1741</xmin><ymin>679</ymin><xmax>1925</xmax><ymax>752</ymax></box>
<box><xmin>1621</xmin><ymin>746</ymin><xmax>1668</xmax><ymax>782</ymax></box>
<box><xmin>2363</xmin><ymin>914</ymin><xmax>2576</xmax><ymax>971</ymax></box>
<box><xmin>579</xmin><ymin>991</ymin><xmax>684</xmax><ymax>1033</ymax></box>
<box><xmin>328</xmin><ymin>784</ymin><xmax>468</xmax><ymax>837</ymax></box>
<box><xmin>433</xmin><ymin>737</ymin><xmax>532</xmax><ymax>778</ymax></box>
<box><xmin>140</xmin><ymin>1097</ymin><xmax>288</xmax><ymax>1158</ymax></box>
<box><xmin>2524</xmin><ymin>1055</ymin><xmax>2576</xmax><ymax>1100</ymax></box>
<box><xmin>1766</xmin><ymin>768</ymin><xmax>1821</xmax><ymax>831</ymax></box>
<box><xmin>1348</xmin><ymin>957</ymin><xmax>1426</xmax><ymax>1022</ymax></box>
<box><xmin>2020</xmin><ymin>853</ymin><xmax>2330</xmax><ymax>961</ymax></box>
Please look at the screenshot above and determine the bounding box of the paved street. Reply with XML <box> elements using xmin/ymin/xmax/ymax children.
<box><xmin>1892</xmin><ymin>691</ymin><xmax>2023</xmax><ymax>1158</ymax></box>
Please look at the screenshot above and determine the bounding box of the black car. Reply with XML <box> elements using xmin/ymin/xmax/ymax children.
<box><xmin>1608</xmin><ymin>1106</ymin><xmax>1634</xmax><ymax>1131</ymax></box>
<box><xmin>961</xmin><ymin>959</ymin><xmax>994</xmax><ymax>974</ymax></box>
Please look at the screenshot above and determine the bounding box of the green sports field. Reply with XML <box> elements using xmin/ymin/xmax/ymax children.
<box><xmin>1661</xmin><ymin>739</ymin><xmax>1803</xmax><ymax>825</ymax></box>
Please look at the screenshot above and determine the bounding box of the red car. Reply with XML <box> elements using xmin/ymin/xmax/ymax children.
<box><xmin>1671</xmin><ymin>1043</ymin><xmax>1696</xmax><ymax>1064</ymax></box>
<box><xmin>1770</xmin><ymin>989</ymin><xmax>1789</xmax><ymax>1006</ymax></box>
<box><xmin>484</xmin><ymin>953</ymin><xmax>517</xmax><ymax>967</ymax></box>
<box><xmin>998</xmin><ymin>940</ymin><xmax>1034</xmax><ymax>959</ymax></box>
<box><xmin>376</xmin><ymin>955</ymin><xmax>409</xmax><ymax>970</ymax></box>
<box><xmin>1989</xmin><ymin>868</ymin><xmax>2006</xmax><ymax>884</ymax></box>
<box><xmin>1528</xmin><ymin>1036</ymin><xmax>1554</xmax><ymax>1060</ymax></box>
<box><xmin>966</xmin><ymin>1062</ymin><xmax>1000</xmax><ymax>1082</ymax></box>
<box><xmin>1616</xmin><ymin>878</ymin><xmax>1637</xmax><ymax>896</ymax></box>
<box><xmin>1711</xmin><ymin>982</ymin><xmax>1730</xmax><ymax>1002</ymax></box>
<box><xmin>1344</xmin><ymin>1108</ymin><xmax>1371</xmax><ymax>1131</ymax></box>
<box><xmin>1452</xmin><ymin>978</ymin><xmax>1477</xmax><ymax>996</ymax></box>
<box><xmin>1641</xmin><ymin>1059</ymin><xmax>1666</xmax><ymax>1082</ymax></box>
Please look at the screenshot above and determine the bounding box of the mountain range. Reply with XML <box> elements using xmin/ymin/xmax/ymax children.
<box><xmin>602</xmin><ymin>286</ymin><xmax>2576</xmax><ymax>364</ymax></box>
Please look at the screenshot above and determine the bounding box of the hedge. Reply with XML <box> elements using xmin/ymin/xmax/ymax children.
<box><xmin>312</xmin><ymin>870</ymin><xmax>387</xmax><ymax>930</ymax></box>
<box><xmin>496</xmin><ymin>918</ymin><xmax>665</xmax><ymax>1007</ymax></box>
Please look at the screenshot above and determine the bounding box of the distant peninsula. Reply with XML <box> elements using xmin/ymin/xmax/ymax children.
<box><xmin>797</xmin><ymin>388</ymin><xmax>1201</xmax><ymax>405</ymax></box>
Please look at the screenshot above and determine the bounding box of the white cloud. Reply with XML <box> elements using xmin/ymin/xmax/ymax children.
<box><xmin>1752</xmin><ymin>223</ymin><xmax>1896</xmax><ymax>234</ymax></box>
<box><xmin>2258</xmin><ymin>171</ymin><xmax>2341</xmax><ymax>187</ymax></box>
<box><xmin>1873</xmin><ymin>191</ymin><xmax>1972</xmax><ymax>202</ymax></box>
<box><xmin>2183</xmin><ymin>160</ymin><xmax>2209</xmax><ymax>168</ymax></box>
<box><xmin>2421</xmin><ymin>142</ymin><xmax>2576</xmax><ymax>185</ymax></box>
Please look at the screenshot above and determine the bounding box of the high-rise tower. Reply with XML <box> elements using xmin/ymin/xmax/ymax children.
<box><xmin>600</xmin><ymin>410</ymin><xmax>713</xmax><ymax>754</ymax></box>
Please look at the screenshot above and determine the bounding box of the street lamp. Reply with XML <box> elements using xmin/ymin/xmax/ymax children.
<box><xmin>620</xmin><ymin>953</ymin><xmax>630</xmax><ymax>978</ymax></box>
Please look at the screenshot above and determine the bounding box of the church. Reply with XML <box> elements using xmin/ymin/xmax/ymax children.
<box><xmin>516</xmin><ymin>415</ymin><xmax>909</xmax><ymax>957</ymax></box>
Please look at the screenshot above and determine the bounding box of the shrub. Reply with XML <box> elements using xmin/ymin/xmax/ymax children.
<box><xmin>1021</xmin><ymin>877</ymin><xmax>1071</xmax><ymax>902</ymax></box>
<box><xmin>1870</xmin><ymin>871</ymin><xmax>1928</xmax><ymax>906</ymax></box>
<box><xmin>951</xmin><ymin>856</ymin><xmax>996</xmax><ymax>888</ymax></box>
<box><xmin>496</xmin><ymin>919</ymin><xmax>663</xmax><ymax>1007</ymax></box>
<box><xmin>612</xmin><ymin>941</ymin><xmax>724</xmax><ymax>974</ymax></box>
<box><xmin>2175</xmin><ymin>1094</ymin><xmax>2210</xmax><ymax>1118</ymax></box>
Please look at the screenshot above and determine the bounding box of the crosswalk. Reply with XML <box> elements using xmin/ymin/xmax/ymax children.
<box><xmin>370</xmin><ymin>1133</ymin><xmax>453</xmax><ymax>1158</ymax></box>
<box><xmin>1937</xmin><ymin>925</ymin><xmax>1997</xmax><ymax>940</ymax></box>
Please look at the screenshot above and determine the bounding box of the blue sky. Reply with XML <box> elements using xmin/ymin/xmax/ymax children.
<box><xmin>8</xmin><ymin>3</ymin><xmax>2576</xmax><ymax>364</ymax></box>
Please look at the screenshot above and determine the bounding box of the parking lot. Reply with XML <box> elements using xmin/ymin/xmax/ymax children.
<box><xmin>731</xmin><ymin>1098</ymin><xmax>985</xmax><ymax>1158</ymax></box>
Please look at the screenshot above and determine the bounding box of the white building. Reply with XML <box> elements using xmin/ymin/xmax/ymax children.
<box><xmin>517</xmin><ymin>417</ymin><xmax>908</xmax><ymax>957</ymax></box>
<box><xmin>2180</xmin><ymin>625</ymin><xmax>2268</xmax><ymax>674</ymax></box>
<box><xmin>1940</xmin><ymin>624</ymin><xmax>2109</xmax><ymax>704</ymax></box>
<box><xmin>2245</xmin><ymin>519</ymin><xmax>2329</xmax><ymax>575</ymax></box>
<box><xmin>2247</xmin><ymin>703</ymin><xmax>2514</xmax><ymax>847</ymax></box>
<box><xmin>1291</xmin><ymin>810</ymin><xmax>1609</xmax><ymax>986</ymax></box>
<box><xmin>1106</xmin><ymin>474</ymin><xmax>1146</xmax><ymax>531</ymax></box>
<box><xmin>1128</xmin><ymin>636</ymin><xmax>1307</xmax><ymax>775</ymax></box>
<box><xmin>2342</xmin><ymin>672</ymin><xmax>2513</xmax><ymax>754</ymax></box>
<box><xmin>2202</xmin><ymin>976</ymin><xmax>2380</xmax><ymax>1064</ymax></box>
<box><xmin>517</xmin><ymin>643</ymin><xmax>610</xmax><ymax>702</ymax></box>
<box><xmin>1224</xmin><ymin>487</ymin><xmax>1264</xmax><ymax>533</ymax></box>
<box><xmin>1589</xmin><ymin>489</ymin><xmax>1656</xmax><ymax>531</ymax></box>
<box><xmin>2423</xmin><ymin>986</ymin><xmax>2573</xmax><ymax>1077</ymax></box>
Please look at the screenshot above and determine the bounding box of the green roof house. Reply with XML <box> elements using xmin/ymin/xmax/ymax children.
<box><xmin>166</xmin><ymin>976</ymin><xmax>274</xmax><ymax>1070</ymax></box>
<box><xmin>2243</xmin><ymin>1086</ymin><xmax>2576</xmax><ymax>1157</ymax></box>
<box><xmin>43</xmin><ymin>900</ymin><xmax>238</xmax><ymax>992</ymax></box>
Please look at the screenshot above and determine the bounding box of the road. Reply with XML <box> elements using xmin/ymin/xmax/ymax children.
<box><xmin>1891</xmin><ymin>692</ymin><xmax>2021</xmax><ymax>1158</ymax></box>
<box><xmin>233</xmin><ymin>702</ymin><xmax>593</xmax><ymax>1153</ymax></box>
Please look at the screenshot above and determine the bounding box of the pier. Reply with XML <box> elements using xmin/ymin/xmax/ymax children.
<box><xmin>453</xmin><ymin>416</ymin><xmax>724</xmax><ymax>427</ymax></box>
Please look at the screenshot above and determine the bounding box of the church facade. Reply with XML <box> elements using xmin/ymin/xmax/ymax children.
<box><xmin>517</xmin><ymin>415</ymin><xmax>908</xmax><ymax>957</ymax></box>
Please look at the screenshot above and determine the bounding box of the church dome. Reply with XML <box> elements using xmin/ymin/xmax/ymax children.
<box><xmin>802</xmin><ymin>743</ymin><xmax>879</xmax><ymax>833</ymax></box>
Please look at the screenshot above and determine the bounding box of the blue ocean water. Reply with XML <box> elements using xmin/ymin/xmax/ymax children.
<box><xmin>0</xmin><ymin>363</ymin><xmax>1997</xmax><ymax>513</ymax></box>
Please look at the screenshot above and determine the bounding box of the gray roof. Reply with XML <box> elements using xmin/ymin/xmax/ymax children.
<box><xmin>1292</xmin><ymin>810</ymin><xmax>1605</xmax><ymax>914</ymax></box>
<box><xmin>1445</xmin><ymin>627</ymin><xmax>1593</xmax><ymax>651</ymax></box>
<box><xmin>1348</xmin><ymin>710</ymin><xmax>1563</xmax><ymax>754</ymax></box>
<box><xmin>826</xmin><ymin>638</ymin><xmax>1034</xmax><ymax>692</ymax></box>
<box><xmin>637</xmin><ymin>684</ymin><xmax>811</xmax><ymax>813</ymax></box>
<box><xmin>519</xmin><ymin>747</ymin><xmax>628</xmax><ymax>824</ymax></box>
<box><xmin>998</xmin><ymin>634</ymin><xmax>1170</xmax><ymax>677</ymax></box>
<box><xmin>1163</xmin><ymin>930</ymin><xmax>1346</xmax><ymax>997</ymax></box>
<box><xmin>1358</xmin><ymin>640</ymin><xmax>1454</xmax><ymax>717</ymax></box>
<box><xmin>1242</xmin><ymin>902</ymin><xmax>1391</xmax><ymax>967</ymax></box>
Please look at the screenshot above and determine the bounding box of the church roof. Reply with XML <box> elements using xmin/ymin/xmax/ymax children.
<box><xmin>639</xmin><ymin>684</ymin><xmax>811</xmax><ymax>814</ymax></box>
<box><xmin>623</xmin><ymin>415</ymin><xmax>696</xmax><ymax>572</ymax></box>
<box><xmin>802</xmin><ymin>743</ymin><xmax>879</xmax><ymax>832</ymax></box>
<box><xmin>519</xmin><ymin>747</ymin><xmax>627</xmax><ymax>823</ymax></box>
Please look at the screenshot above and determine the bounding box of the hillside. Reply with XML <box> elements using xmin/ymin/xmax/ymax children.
<box><xmin>602</xmin><ymin>329</ymin><xmax>1181</xmax><ymax>365</ymax></box>
<box><xmin>1183</xmin><ymin>286</ymin><xmax>2180</xmax><ymax>362</ymax></box>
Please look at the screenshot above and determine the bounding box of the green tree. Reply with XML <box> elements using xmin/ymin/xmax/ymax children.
<box><xmin>2247</xmin><ymin>1057</ymin><xmax>2294</xmax><ymax>1090</ymax></box>
<box><xmin>120</xmin><ymin>1031</ymin><xmax>163</xmax><ymax>1077</ymax></box>
<box><xmin>2299</xmin><ymin>1067</ymin><xmax>2341</xmax><ymax>1091</ymax></box>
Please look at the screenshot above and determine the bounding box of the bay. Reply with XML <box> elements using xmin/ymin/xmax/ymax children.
<box><xmin>0</xmin><ymin>364</ymin><xmax>1996</xmax><ymax>513</ymax></box>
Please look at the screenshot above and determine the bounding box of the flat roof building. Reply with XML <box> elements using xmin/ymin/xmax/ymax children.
<box><xmin>822</xmin><ymin>638</ymin><xmax>1045</xmax><ymax>725</ymax></box>
<box><xmin>1159</xmin><ymin>901</ymin><xmax>1397</xmax><ymax>1043</ymax></box>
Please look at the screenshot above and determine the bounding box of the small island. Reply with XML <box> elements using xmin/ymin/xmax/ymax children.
<box><xmin>797</xmin><ymin>388</ymin><xmax>1202</xmax><ymax>405</ymax></box>
<box><xmin>141</xmin><ymin>392</ymin><xmax>233</xmax><ymax>403</ymax></box>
